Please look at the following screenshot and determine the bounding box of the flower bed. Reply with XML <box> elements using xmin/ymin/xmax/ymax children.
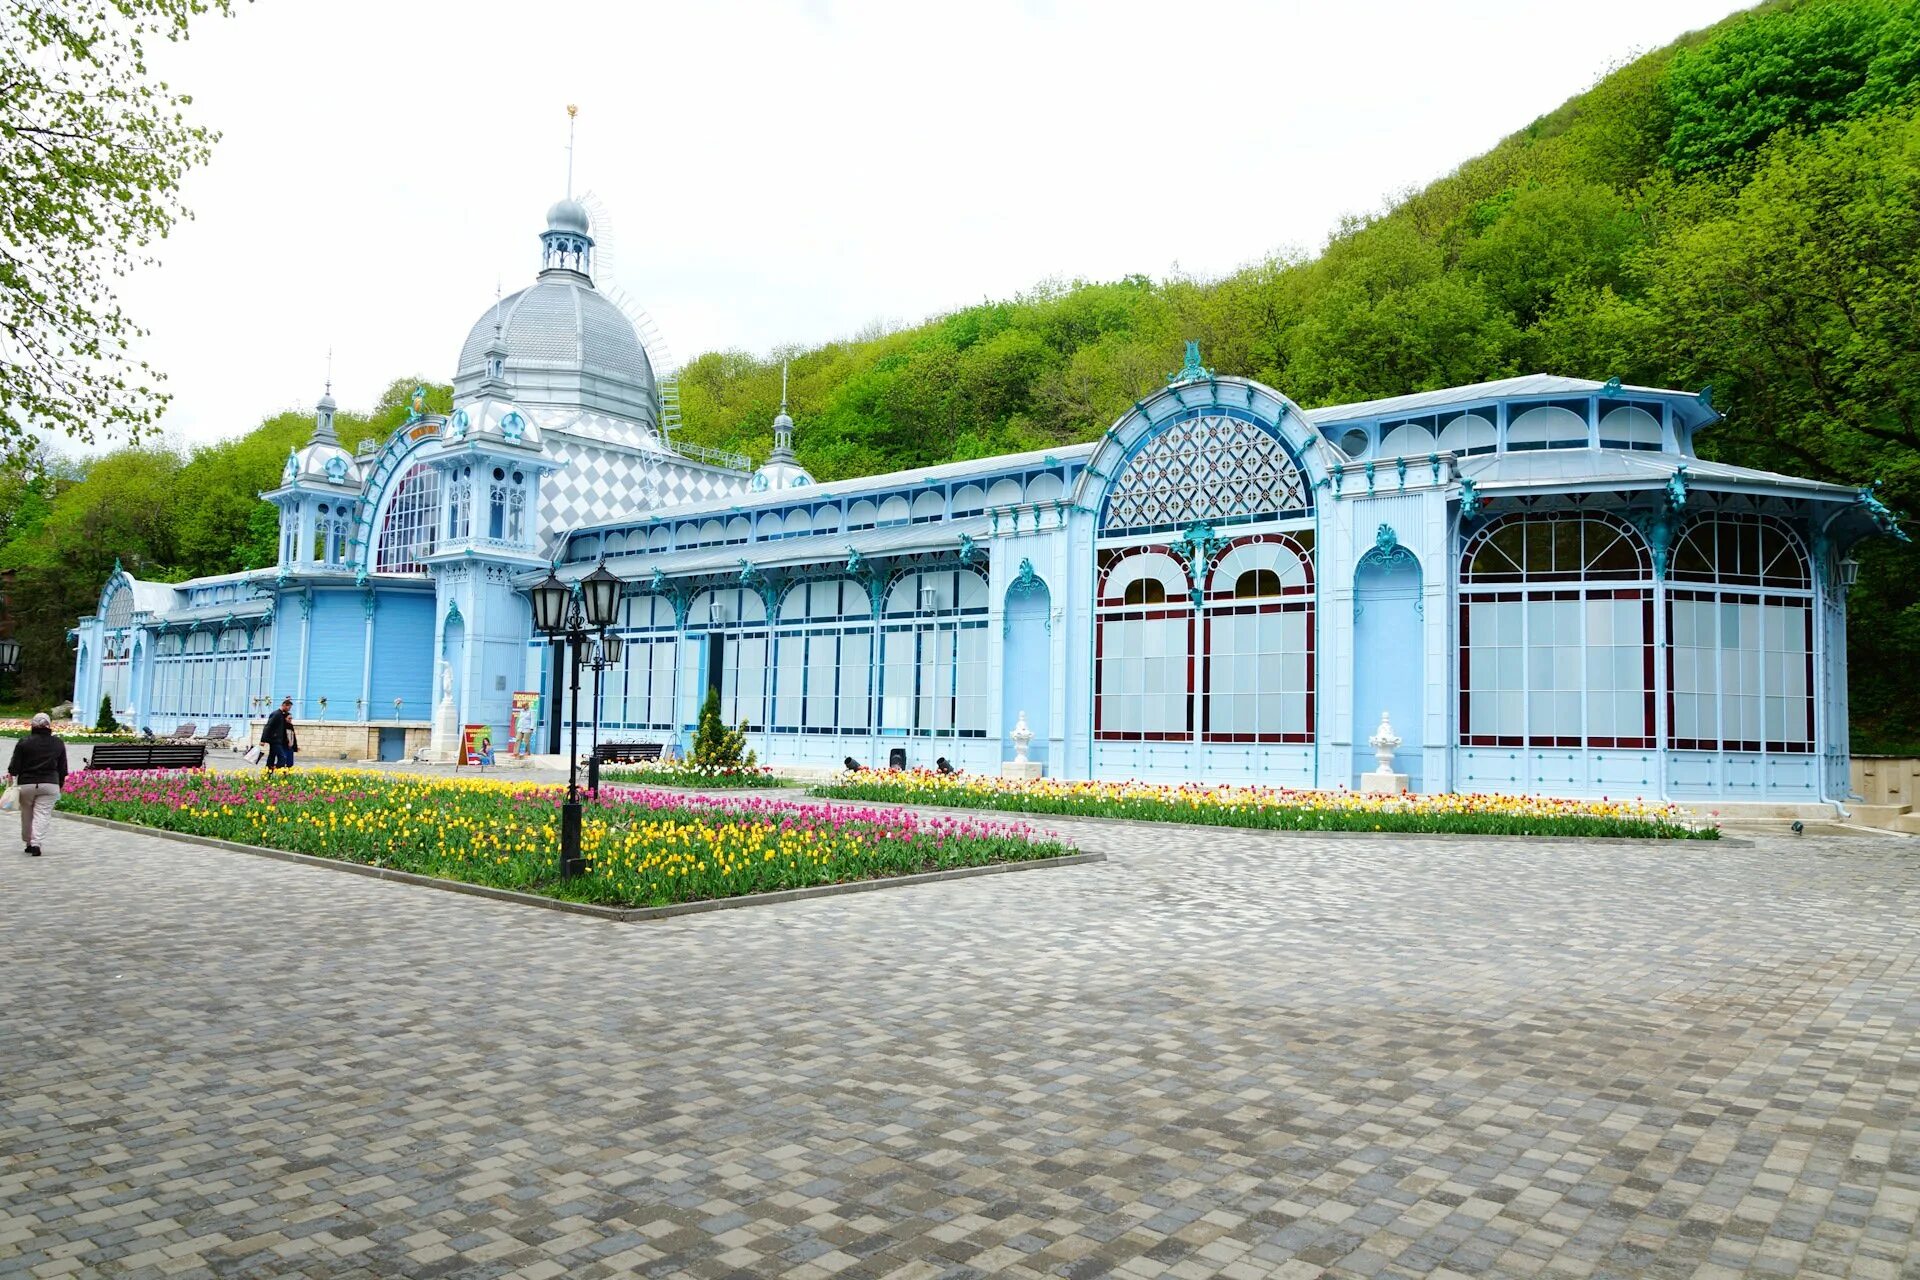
<box><xmin>0</xmin><ymin>722</ymin><xmax>138</xmax><ymax>745</ymax></box>
<box><xmin>58</xmin><ymin>769</ymin><xmax>1072</xmax><ymax>906</ymax></box>
<box><xmin>809</xmin><ymin>771</ymin><xmax>1717</xmax><ymax>839</ymax></box>
<box><xmin>598</xmin><ymin>761</ymin><xmax>789</xmax><ymax>789</ymax></box>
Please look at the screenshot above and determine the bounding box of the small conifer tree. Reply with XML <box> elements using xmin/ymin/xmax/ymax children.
<box><xmin>98</xmin><ymin>693</ymin><xmax>118</xmax><ymax>732</ymax></box>
<box><xmin>689</xmin><ymin>688</ymin><xmax>751</xmax><ymax>769</ymax></box>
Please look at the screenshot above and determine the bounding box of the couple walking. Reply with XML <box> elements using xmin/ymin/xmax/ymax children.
<box><xmin>261</xmin><ymin>698</ymin><xmax>300</xmax><ymax>770</ymax></box>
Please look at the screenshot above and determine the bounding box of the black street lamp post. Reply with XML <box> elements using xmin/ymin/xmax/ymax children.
<box><xmin>0</xmin><ymin>637</ymin><xmax>20</xmax><ymax>707</ymax></box>
<box><xmin>584</xmin><ymin>631</ymin><xmax>624</xmax><ymax>798</ymax></box>
<box><xmin>528</xmin><ymin>562</ymin><xmax>622</xmax><ymax>877</ymax></box>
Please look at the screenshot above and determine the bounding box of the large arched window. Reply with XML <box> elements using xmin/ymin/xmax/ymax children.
<box><xmin>771</xmin><ymin>578</ymin><xmax>874</xmax><ymax>734</ymax></box>
<box><xmin>1667</xmin><ymin>515</ymin><xmax>1813</xmax><ymax>753</ymax></box>
<box><xmin>375</xmin><ymin>463</ymin><xmax>439</xmax><ymax>573</ymax></box>
<box><xmin>878</xmin><ymin>566</ymin><xmax>988</xmax><ymax>737</ymax></box>
<box><xmin>1095</xmin><ymin>538</ymin><xmax>1316</xmax><ymax>743</ymax></box>
<box><xmin>1203</xmin><ymin>535</ymin><xmax>1315</xmax><ymax>742</ymax></box>
<box><xmin>1459</xmin><ymin>513</ymin><xmax>1652</xmax><ymax>748</ymax></box>
<box><xmin>1096</xmin><ymin>549</ymin><xmax>1193</xmax><ymax>740</ymax></box>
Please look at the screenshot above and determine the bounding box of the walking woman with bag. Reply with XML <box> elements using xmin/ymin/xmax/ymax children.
<box><xmin>4</xmin><ymin>713</ymin><xmax>69</xmax><ymax>856</ymax></box>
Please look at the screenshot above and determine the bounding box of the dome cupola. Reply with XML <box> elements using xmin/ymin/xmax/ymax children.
<box><xmin>750</xmin><ymin>362</ymin><xmax>815</xmax><ymax>492</ymax></box>
<box><xmin>540</xmin><ymin>198</ymin><xmax>594</xmax><ymax>278</ymax></box>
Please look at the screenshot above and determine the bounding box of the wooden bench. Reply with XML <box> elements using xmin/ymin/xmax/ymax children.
<box><xmin>593</xmin><ymin>742</ymin><xmax>664</xmax><ymax>765</ymax></box>
<box><xmin>86</xmin><ymin>742</ymin><xmax>208</xmax><ymax>771</ymax></box>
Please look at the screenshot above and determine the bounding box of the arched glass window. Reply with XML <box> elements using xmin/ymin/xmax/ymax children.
<box><xmin>770</xmin><ymin>578</ymin><xmax>875</xmax><ymax>735</ymax></box>
<box><xmin>447</xmin><ymin>467</ymin><xmax>471</xmax><ymax>541</ymax></box>
<box><xmin>878</xmin><ymin>567</ymin><xmax>988</xmax><ymax>737</ymax></box>
<box><xmin>1459</xmin><ymin>513</ymin><xmax>1652</xmax><ymax>748</ymax></box>
<box><xmin>1096</xmin><ymin>536</ymin><xmax>1316</xmax><ymax>745</ymax></box>
<box><xmin>488</xmin><ymin>467</ymin><xmax>507</xmax><ymax>540</ymax></box>
<box><xmin>375</xmin><ymin>463</ymin><xmax>439</xmax><ymax>573</ymax></box>
<box><xmin>1096</xmin><ymin>549</ymin><xmax>1193</xmax><ymax>741</ymax></box>
<box><xmin>1204</xmin><ymin>535</ymin><xmax>1314</xmax><ymax>742</ymax></box>
<box><xmin>1505</xmin><ymin>404</ymin><xmax>1589</xmax><ymax>451</ymax></box>
<box><xmin>507</xmin><ymin>473</ymin><xmax>526</xmax><ymax>543</ymax></box>
<box><xmin>1667</xmin><ymin>515</ymin><xmax>1813</xmax><ymax>753</ymax></box>
<box><xmin>1234</xmin><ymin>570</ymin><xmax>1281</xmax><ymax>598</ymax></box>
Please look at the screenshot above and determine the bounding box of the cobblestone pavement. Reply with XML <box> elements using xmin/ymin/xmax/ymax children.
<box><xmin>4</xmin><ymin>815</ymin><xmax>1918</xmax><ymax>1280</ymax></box>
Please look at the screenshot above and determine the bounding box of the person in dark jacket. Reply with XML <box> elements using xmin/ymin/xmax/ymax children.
<box><xmin>261</xmin><ymin>698</ymin><xmax>298</xmax><ymax>770</ymax></box>
<box><xmin>6</xmin><ymin>713</ymin><xmax>69</xmax><ymax>856</ymax></box>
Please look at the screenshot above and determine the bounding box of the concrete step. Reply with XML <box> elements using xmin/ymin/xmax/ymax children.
<box><xmin>1847</xmin><ymin>803</ymin><xmax>1913</xmax><ymax>830</ymax></box>
<box><xmin>1894</xmin><ymin>812</ymin><xmax>1920</xmax><ymax>837</ymax></box>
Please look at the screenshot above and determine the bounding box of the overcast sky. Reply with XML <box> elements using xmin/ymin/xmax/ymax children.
<box><xmin>114</xmin><ymin>0</ymin><xmax>1750</xmax><ymax>452</ymax></box>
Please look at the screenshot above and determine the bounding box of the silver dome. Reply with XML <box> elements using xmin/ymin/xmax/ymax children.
<box><xmin>546</xmin><ymin>198</ymin><xmax>591</xmax><ymax>237</ymax></box>
<box><xmin>453</xmin><ymin>276</ymin><xmax>657</xmax><ymax>426</ymax></box>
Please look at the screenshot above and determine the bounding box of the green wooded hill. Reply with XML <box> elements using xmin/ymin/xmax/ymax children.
<box><xmin>5</xmin><ymin>0</ymin><xmax>1919</xmax><ymax>745</ymax></box>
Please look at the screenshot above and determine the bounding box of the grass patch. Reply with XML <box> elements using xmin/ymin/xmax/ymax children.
<box><xmin>810</xmin><ymin>771</ymin><xmax>1718</xmax><ymax>839</ymax></box>
<box><xmin>58</xmin><ymin>769</ymin><xmax>1072</xmax><ymax>906</ymax></box>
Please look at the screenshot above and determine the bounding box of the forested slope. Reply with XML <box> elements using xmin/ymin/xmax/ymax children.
<box><xmin>6</xmin><ymin>0</ymin><xmax>1919</xmax><ymax>743</ymax></box>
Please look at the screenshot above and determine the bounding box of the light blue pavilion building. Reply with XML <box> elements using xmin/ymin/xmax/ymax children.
<box><xmin>70</xmin><ymin>197</ymin><xmax>1905</xmax><ymax>803</ymax></box>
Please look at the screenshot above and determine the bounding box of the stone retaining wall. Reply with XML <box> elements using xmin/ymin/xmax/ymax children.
<box><xmin>247</xmin><ymin>721</ymin><xmax>432</xmax><ymax>762</ymax></box>
<box><xmin>1850</xmin><ymin>756</ymin><xmax>1920</xmax><ymax>807</ymax></box>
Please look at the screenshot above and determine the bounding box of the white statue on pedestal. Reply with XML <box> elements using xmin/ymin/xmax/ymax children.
<box><xmin>1361</xmin><ymin>709</ymin><xmax>1409</xmax><ymax>795</ymax></box>
<box><xmin>1002</xmin><ymin>709</ymin><xmax>1043</xmax><ymax>780</ymax></box>
<box><xmin>429</xmin><ymin>659</ymin><xmax>459</xmax><ymax>763</ymax></box>
<box><xmin>1011</xmin><ymin>710</ymin><xmax>1033</xmax><ymax>763</ymax></box>
<box><xmin>1368</xmin><ymin>710</ymin><xmax>1401</xmax><ymax>772</ymax></box>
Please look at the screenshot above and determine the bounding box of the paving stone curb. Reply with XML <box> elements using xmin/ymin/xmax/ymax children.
<box><xmin>796</xmin><ymin>792</ymin><xmax>1746</xmax><ymax>846</ymax></box>
<box><xmin>56</xmin><ymin>811</ymin><xmax>1108</xmax><ymax>922</ymax></box>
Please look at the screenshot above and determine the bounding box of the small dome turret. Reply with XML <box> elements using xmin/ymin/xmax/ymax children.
<box><xmin>751</xmin><ymin>362</ymin><xmax>814</xmax><ymax>492</ymax></box>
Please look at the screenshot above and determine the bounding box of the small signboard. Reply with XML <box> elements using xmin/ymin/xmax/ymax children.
<box><xmin>460</xmin><ymin>724</ymin><xmax>494</xmax><ymax>768</ymax></box>
<box><xmin>508</xmin><ymin>692</ymin><xmax>541</xmax><ymax>756</ymax></box>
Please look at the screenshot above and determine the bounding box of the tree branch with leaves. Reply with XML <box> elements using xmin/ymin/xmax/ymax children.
<box><xmin>0</xmin><ymin>0</ymin><xmax>234</xmax><ymax>461</ymax></box>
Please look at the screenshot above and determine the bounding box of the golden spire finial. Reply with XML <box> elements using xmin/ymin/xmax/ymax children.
<box><xmin>565</xmin><ymin>105</ymin><xmax>580</xmax><ymax>198</ymax></box>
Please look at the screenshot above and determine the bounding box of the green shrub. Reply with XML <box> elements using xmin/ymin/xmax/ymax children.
<box><xmin>97</xmin><ymin>693</ymin><xmax>118</xmax><ymax>732</ymax></box>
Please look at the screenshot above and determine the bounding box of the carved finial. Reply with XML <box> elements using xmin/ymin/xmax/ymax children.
<box><xmin>1168</xmin><ymin>340</ymin><xmax>1213</xmax><ymax>386</ymax></box>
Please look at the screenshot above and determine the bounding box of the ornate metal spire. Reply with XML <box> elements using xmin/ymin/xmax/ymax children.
<box><xmin>770</xmin><ymin>360</ymin><xmax>795</xmax><ymax>458</ymax></box>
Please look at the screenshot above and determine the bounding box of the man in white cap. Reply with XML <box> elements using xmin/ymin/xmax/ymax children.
<box><xmin>6</xmin><ymin>713</ymin><xmax>69</xmax><ymax>856</ymax></box>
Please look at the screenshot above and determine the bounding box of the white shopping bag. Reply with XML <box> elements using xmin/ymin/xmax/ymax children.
<box><xmin>0</xmin><ymin>784</ymin><xmax>18</xmax><ymax>813</ymax></box>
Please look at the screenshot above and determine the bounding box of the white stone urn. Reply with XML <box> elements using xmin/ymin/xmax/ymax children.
<box><xmin>1367</xmin><ymin>710</ymin><xmax>1402</xmax><ymax>773</ymax></box>
<box><xmin>1010</xmin><ymin>710</ymin><xmax>1034</xmax><ymax>764</ymax></box>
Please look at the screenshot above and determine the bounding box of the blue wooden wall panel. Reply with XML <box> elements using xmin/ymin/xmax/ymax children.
<box><xmin>305</xmin><ymin>592</ymin><xmax>366</xmax><ymax>716</ymax></box>
<box><xmin>371</xmin><ymin>593</ymin><xmax>434</xmax><ymax>713</ymax></box>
